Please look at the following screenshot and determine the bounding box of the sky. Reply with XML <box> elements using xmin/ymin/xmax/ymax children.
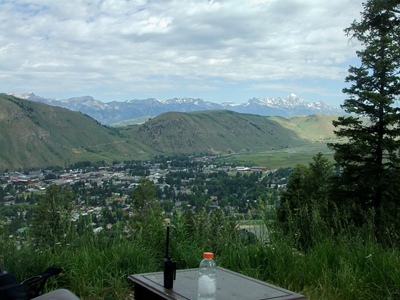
<box><xmin>0</xmin><ymin>0</ymin><xmax>366</xmax><ymax>106</ymax></box>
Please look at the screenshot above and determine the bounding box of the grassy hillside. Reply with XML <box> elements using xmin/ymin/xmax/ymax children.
<box><xmin>219</xmin><ymin>114</ymin><xmax>343</xmax><ymax>168</ymax></box>
<box><xmin>286</xmin><ymin>114</ymin><xmax>342</xmax><ymax>140</ymax></box>
<box><xmin>212</xmin><ymin>114</ymin><xmax>339</xmax><ymax>169</ymax></box>
<box><xmin>0</xmin><ymin>94</ymin><xmax>156</xmax><ymax>170</ymax></box>
<box><xmin>127</xmin><ymin>110</ymin><xmax>307</xmax><ymax>155</ymax></box>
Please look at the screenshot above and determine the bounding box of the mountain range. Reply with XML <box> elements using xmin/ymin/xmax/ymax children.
<box><xmin>8</xmin><ymin>92</ymin><xmax>344</xmax><ymax>125</ymax></box>
<box><xmin>0</xmin><ymin>94</ymin><xmax>341</xmax><ymax>170</ymax></box>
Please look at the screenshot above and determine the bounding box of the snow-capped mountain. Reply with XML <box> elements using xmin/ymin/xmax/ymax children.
<box><xmin>8</xmin><ymin>92</ymin><xmax>344</xmax><ymax>125</ymax></box>
<box><xmin>225</xmin><ymin>94</ymin><xmax>342</xmax><ymax>117</ymax></box>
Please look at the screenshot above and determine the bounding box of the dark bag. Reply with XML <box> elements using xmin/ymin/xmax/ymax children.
<box><xmin>0</xmin><ymin>265</ymin><xmax>63</xmax><ymax>300</ymax></box>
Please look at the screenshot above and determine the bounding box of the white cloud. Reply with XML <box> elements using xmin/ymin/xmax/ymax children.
<box><xmin>0</xmin><ymin>0</ymin><xmax>364</xmax><ymax>104</ymax></box>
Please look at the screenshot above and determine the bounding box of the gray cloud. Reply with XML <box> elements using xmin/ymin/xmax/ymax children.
<box><xmin>1</xmin><ymin>0</ymin><xmax>364</xmax><ymax>103</ymax></box>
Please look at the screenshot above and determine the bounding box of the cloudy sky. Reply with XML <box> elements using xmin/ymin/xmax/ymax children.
<box><xmin>1</xmin><ymin>0</ymin><xmax>365</xmax><ymax>105</ymax></box>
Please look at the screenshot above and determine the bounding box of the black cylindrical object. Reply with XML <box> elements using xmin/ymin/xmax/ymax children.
<box><xmin>163</xmin><ymin>225</ymin><xmax>176</xmax><ymax>289</ymax></box>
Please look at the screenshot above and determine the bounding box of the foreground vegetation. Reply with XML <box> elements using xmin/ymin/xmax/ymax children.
<box><xmin>1</xmin><ymin>203</ymin><xmax>399</xmax><ymax>300</ymax></box>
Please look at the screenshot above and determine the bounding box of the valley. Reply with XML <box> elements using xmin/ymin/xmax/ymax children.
<box><xmin>0</xmin><ymin>94</ymin><xmax>342</xmax><ymax>171</ymax></box>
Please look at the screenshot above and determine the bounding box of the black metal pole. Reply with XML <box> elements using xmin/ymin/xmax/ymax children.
<box><xmin>164</xmin><ymin>225</ymin><xmax>175</xmax><ymax>289</ymax></box>
<box><xmin>166</xmin><ymin>225</ymin><xmax>170</xmax><ymax>258</ymax></box>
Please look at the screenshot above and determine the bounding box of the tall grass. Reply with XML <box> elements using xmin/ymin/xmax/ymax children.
<box><xmin>1</xmin><ymin>205</ymin><xmax>400</xmax><ymax>300</ymax></box>
<box><xmin>1</xmin><ymin>234</ymin><xmax>158</xmax><ymax>300</ymax></box>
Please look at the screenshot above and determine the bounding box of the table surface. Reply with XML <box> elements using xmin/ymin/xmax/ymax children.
<box><xmin>128</xmin><ymin>267</ymin><xmax>307</xmax><ymax>300</ymax></box>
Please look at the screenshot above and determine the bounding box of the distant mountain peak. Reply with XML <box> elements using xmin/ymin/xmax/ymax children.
<box><xmin>165</xmin><ymin>97</ymin><xmax>202</xmax><ymax>104</ymax></box>
<box><xmin>126</xmin><ymin>98</ymin><xmax>160</xmax><ymax>103</ymax></box>
<box><xmin>10</xmin><ymin>92</ymin><xmax>344</xmax><ymax>125</ymax></box>
<box><xmin>8</xmin><ymin>92</ymin><xmax>37</xmax><ymax>99</ymax></box>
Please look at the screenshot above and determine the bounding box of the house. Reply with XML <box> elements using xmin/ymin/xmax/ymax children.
<box><xmin>250</xmin><ymin>167</ymin><xmax>268</xmax><ymax>172</ymax></box>
<box><xmin>113</xmin><ymin>197</ymin><xmax>126</xmax><ymax>202</ymax></box>
<box><xmin>3</xmin><ymin>195</ymin><xmax>15</xmax><ymax>202</ymax></box>
<box><xmin>209</xmin><ymin>205</ymin><xmax>219</xmax><ymax>211</ymax></box>
<box><xmin>235</xmin><ymin>167</ymin><xmax>251</xmax><ymax>172</ymax></box>
<box><xmin>54</xmin><ymin>179</ymin><xmax>71</xmax><ymax>187</ymax></box>
<box><xmin>210</xmin><ymin>196</ymin><xmax>218</xmax><ymax>204</ymax></box>
<box><xmin>28</xmin><ymin>179</ymin><xmax>40</xmax><ymax>185</ymax></box>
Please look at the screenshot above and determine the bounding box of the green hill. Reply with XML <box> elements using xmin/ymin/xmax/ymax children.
<box><xmin>127</xmin><ymin>110</ymin><xmax>324</xmax><ymax>155</ymax></box>
<box><xmin>0</xmin><ymin>94</ymin><xmax>156</xmax><ymax>170</ymax></box>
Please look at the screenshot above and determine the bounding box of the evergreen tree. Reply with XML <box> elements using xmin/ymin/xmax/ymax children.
<box><xmin>279</xmin><ymin>153</ymin><xmax>333</xmax><ymax>221</ymax></box>
<box><xmin>31</xmin><ymin>184</ymin><xmax>74</xmax><ymax>248</ymax></box>
<box><xmin>131</xmin><ymin>177</ymin><xmax>157</xmax><ymax>210</ymax></box>
<box><xmin>279</xmin><ymin>153</ymin><xmax>334</xmax><ymax>249</ymax></box>
<box><xmin>329</xmin><ymin>0</ymin><xmax>400</xmax><ymax>235</ymax></box>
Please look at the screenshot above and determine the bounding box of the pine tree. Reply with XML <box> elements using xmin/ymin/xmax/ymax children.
<box><xmin>279</xmin><ymin>153</ymin><xmax>333</xmax><ymax>221</ymax></box>
<box><xmin>31</xmin><ymin>184</ymin><xmax>74</xmax><ymax>248</ymax></box>
<box><xmin>131</xmin><ymin>177</ymin><xmax>157</xmax><ymax>210</ymax></box>
<box><xmin>329</xmin><ymin>0</ymin><xmax>400</xmax><ymax>236</ymax></box>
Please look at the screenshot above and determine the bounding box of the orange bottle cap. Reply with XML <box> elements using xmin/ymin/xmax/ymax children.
<box><xmin>203</xmin><ymin>252</ymin><xmax>214</xmax><ymax>259</ymax></box>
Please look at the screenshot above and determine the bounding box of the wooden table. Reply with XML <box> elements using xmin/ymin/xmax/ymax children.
<box><xmin>128</xmin><ymin>267</ymin><xmax>307</xmax><ymax>300</ymax></box>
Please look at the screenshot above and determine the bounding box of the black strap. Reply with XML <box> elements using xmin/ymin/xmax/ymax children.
<box><xmin>29</xmin><ymin>267</ymin><xmax>62</xmax><ymax>282</ymax></box>
<box><xmin>0</xmin><ymin>267</ymin><xmax>62</xmax><ymax>294</ymax></box>
<box><xmin>31</xmin><ymin>267</ymin><xmax>63</xmax><ymax>296</ymax></box>
<box><xmin>0</xmin><ymin>273</ymin><xmax>31</xmax><ymax>300</ymax></box>
<box><xmin>0</xmin><ymin>273</ymin><xmax>25</xmax><ymax>292</ymax></box>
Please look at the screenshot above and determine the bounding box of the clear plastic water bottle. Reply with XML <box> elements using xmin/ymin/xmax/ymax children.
<box><xmin>197</xmin><ymin>252</ymin><xmax>217</xmax><ymax>300</ymax></box>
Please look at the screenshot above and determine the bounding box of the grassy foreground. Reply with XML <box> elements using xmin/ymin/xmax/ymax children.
<box><xmin>1</xmin><ymin>207</ymin><xmax>399</xmax><ymax>300</ymax></box>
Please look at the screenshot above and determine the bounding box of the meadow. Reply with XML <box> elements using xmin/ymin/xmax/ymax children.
<box><xmin>217</xmin><ymin>142</ymin><xmax>335</xmax><ymax>169</ymax></box>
